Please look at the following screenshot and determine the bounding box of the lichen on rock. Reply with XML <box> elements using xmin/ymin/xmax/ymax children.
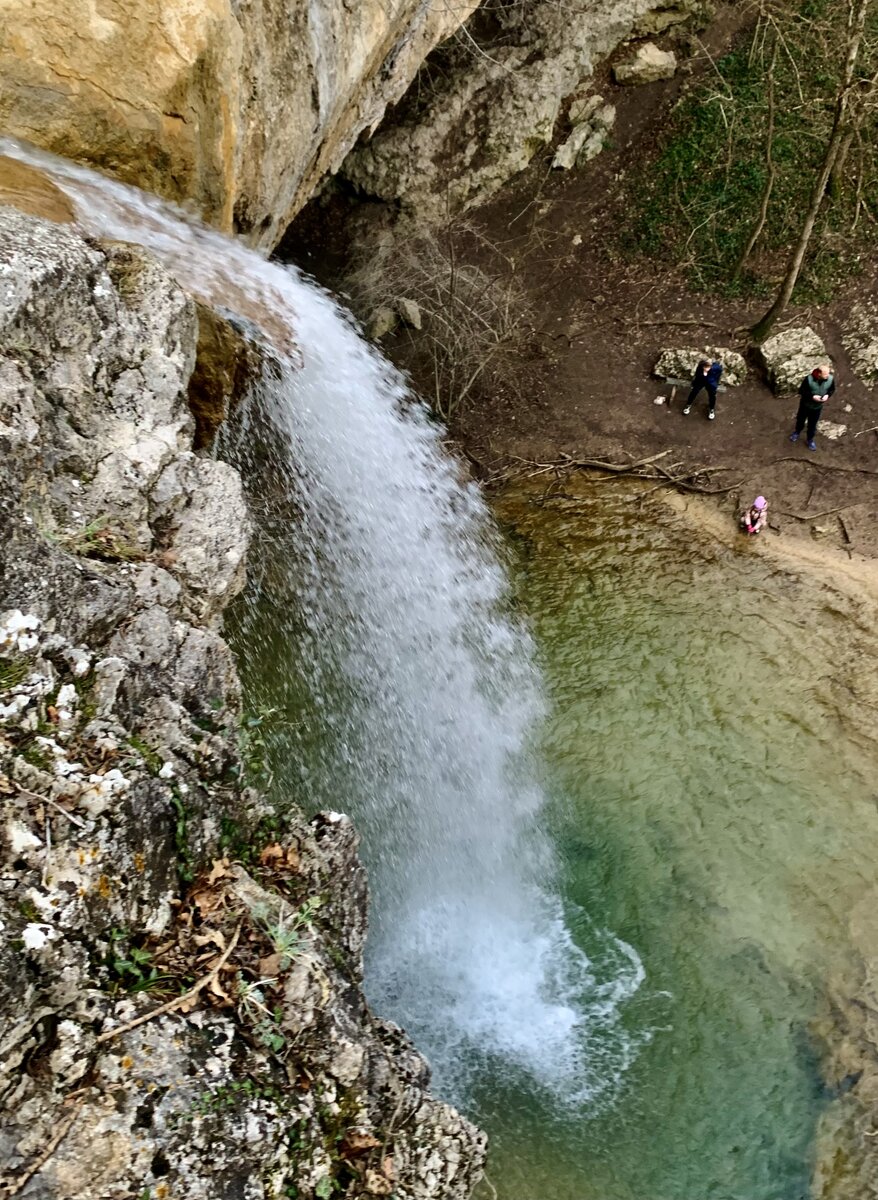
<box><xmin>0</xmin><ymin>207</ymin><xmax>486</xmax><ymax>1197</ymax></box>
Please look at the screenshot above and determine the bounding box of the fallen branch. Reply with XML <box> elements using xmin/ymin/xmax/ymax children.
<box><xmin>773</xmin><ymin>457</ymin><xmax>878</xmax><ymax>476</ymax></box>
<box><xmin>558</xmin><ymin>449</ymin><xmax>673</xmax><ymax>472</ymax></box>
<box><xmin>632</xmin><ymin>319</ymin><xmax>727</xmax><ymax>329</ymax></box>
<box><xmin>854</xmin><ymin>424</ymin><xmax>878</xmax><ymax>438</ymax></box>
<box><xmin>95</xmin><ymin>924</ymin><xmax>242</xmax><ymax>1045</ymax></box>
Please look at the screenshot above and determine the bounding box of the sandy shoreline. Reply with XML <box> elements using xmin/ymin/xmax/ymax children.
<box><xmin>661</xmin><ymin>489</ymin><xmax>878</xmax><ymax>607</ymax></box>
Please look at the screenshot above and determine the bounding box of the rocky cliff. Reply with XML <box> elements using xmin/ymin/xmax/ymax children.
<box><xmin>0</xmin><ymin>205</ymin><xmax>486</xmax><ymax>1198</ymax></box>
<box><xmin>0</xmin><ymin>0</ymin><xmax>480</xmax><ymax>248</ymax></box>
<box><xmin>342</xmin><ymin>0</ymin><xmax>702</xmax><ymax>218</ymax></box>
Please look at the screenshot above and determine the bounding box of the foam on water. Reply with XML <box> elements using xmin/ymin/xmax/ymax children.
<box><xmin>1</xmin><ymin>137</ymin><xmax>644</xmax><ymax>1107</ymax></box>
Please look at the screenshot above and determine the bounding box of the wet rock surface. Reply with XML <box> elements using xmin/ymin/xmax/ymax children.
<box><xmin>0</xmin><ymin>208</ymin><xmax>486</xmax><ymax>1198</ymax></box>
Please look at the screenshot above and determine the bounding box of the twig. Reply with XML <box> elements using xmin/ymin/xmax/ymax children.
<box><xmin>15</xmin><ymin>785</ymin><xmax>87</xmax><ymax>829</ymax></box>
<box><xmin>854</xmin><ymin>424</ymin><xmax>878</xmax><ymax>438</ymax></box>
<box><xmin>478</xmin><ymin>1174</ymin><xmax>499</xmax><ymax>1200</ymax></box>
<box><xmin>3</xmin><ymin>1096</ymin><xmax>85</xmax><ymax>1197</ymax></box>
<box><xmin>95</xmin><ymin>924</ymin><xmax>242</xmax><ymax>1044</ymax></box>
<box><xmin>631</xmin><ymin>319</ymin><xmax>726</xmax><ymax>329</ymax></box>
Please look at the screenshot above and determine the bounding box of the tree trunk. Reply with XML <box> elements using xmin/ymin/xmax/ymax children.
<box><xmin>750</xmin><ymin>0</ymin><xmax>871</xmax><ymax>342</ymax></box>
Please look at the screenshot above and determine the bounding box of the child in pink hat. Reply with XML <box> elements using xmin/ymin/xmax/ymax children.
<box><xmin>740</xmin><ymin>495</ymin><xmax>768</xmax><ymax>535</ymax></box>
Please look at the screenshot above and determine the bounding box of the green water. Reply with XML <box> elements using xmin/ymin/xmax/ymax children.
<box><xmin>482</xmin><ymin>482</ymin><xmax>878</xmax><ymax>1200</ymax></box>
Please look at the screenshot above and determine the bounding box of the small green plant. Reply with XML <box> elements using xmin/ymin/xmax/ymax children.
<box><xmin>127</xmin><ymin>734</ymin><xmax>163</xmax><ymax>775</ymax></box>
<box><xmin>105</xmin><ymin>929</ymin><xmax>169</xmax><ymax>993</ymax></box>
<box><xmin>0</xmin><ymin>657</ymin><xmax>29</xmax><ymax>692</ymax></box>
<box><xmin>256</xmin><ymin>897</ymin><xmax>323</xmax><ymax>970</ymax></box>
<box><xmin>237</xmin><ymin>979</ymin><xmax>287</xmax><ymax>1054</ymax></box>
<box><xmin>237</xmin><ymin>706</ymin><xmax>279</xmax><ymax>789</ymax></box>
<box><xmin>58</xmin><ymin>515</ymin><xmax>147</xmax><ymax>563</ymax></box>
<box><xmin>170</xmin><ymin>793</ymin><xmax>193</xmax><ymax>883</ymax></box>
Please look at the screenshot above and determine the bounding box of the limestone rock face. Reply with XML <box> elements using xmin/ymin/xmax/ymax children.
<box><xmin>342</xmin><ymin>0</ymin><xmax>697</xmax><ymax>218</ymax></box>
<box><xmin>0</xmin><ymin>209</ymin><xmax>486</xmax><ymax>1197</ymax></box>
<box><xmin>0</xmin><ymin>0</ymin><xmax>480</xmax><ymax>249</ymax></box>
<box><xmin>654</xmin><ymin>347</ymin><xmax>747</xmax><ymax>386</ymax></box>
<box><xmin>613</xmin><ymin>41</ymin><xmax>678</xmax><ymax>84</ymax></box>
<box><xmin>757</xmin><ymin>326</ymin><xmax>830</xmax><ymax>394</ymax></box>
<box><xmin>842</xmin><ymin>302</ymin><xmax>878</xmax><ymax>383</ymax></box>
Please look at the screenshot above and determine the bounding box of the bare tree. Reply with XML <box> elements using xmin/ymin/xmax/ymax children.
<box><xmin>750</xmin><ymin>0</ymin><xmax>873</xmax><ymax>341</ymax></box>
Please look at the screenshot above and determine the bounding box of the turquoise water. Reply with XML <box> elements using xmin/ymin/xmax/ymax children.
<box><xmin>231</xmin><ymin>464</ymin><xmax>878</xmax><ymax>1200</ymax></box>
<box><xmin>480</xmin><ymin>483</ymin><xmax>878</xmax><ymax>1200</ymax></box>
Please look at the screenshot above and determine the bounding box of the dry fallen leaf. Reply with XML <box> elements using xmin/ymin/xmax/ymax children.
<box><xmin>259</xmin><ymin>843</ymin><xmax>300</xmax><ymax>871</ymax></box>
<box><xmin>207</xmin><ymin>858</ymin><xmax>231</xmax><ymax>885</ymax></box>
<box><xmin>342</xmin><ymin>1131</ymin><xmax>381</xmax><ymax>1155</ymax></box>
<box><xmin>258</xmin><ymin>952</ymin><xmax>283</xmax><ymax>978</ymax></box>
<box><xmin>364</xmin><ymin>1169</ymin><xmax>393</xmax><ymax>1196</ymax></box>
<box><xmin>193</xmin><ymin>928</ymin><xmax>227</xmax><ymax>953</ymax></box>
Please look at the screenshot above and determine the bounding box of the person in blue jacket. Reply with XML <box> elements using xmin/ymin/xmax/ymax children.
<box><xmin>683</xmin><ymin>359</ymin><xmax>723</xmax><ymax>420</ymax></box>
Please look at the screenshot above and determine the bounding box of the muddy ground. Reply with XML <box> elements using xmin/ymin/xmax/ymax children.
<box><xmin>284</xmin><ymin>5</ymin><xmax>877</xmax><ymax>564</ymax></box>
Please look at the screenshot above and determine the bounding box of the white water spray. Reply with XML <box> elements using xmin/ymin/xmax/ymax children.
<box><xmin>1</xmin><ymin>138</ymin><xmax>643</xmax><ymax>1106</ymax></box>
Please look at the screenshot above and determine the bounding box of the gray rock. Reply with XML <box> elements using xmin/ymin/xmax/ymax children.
<box><xmin>368</xmin><ymin>305</ymin><xmax>398</xmax><ymax>340</ymax></box>
<box><xmin>756</xmin><ymin>326</ymin><xmax>830</xmax><ymax>394</ymax></box>
<box><xmin>842</xmin><ymin>302</ymin><xmax>878</xmax><ymax>383</ymax></box>
<box><xmin>396</xmin><ymin>297</ymin><xmax>423</xmax><ymax>330</ymax></box>
<box><xmin>819</xmin><ymin>420</ymin><xmax>847</xmax><ymax>440</ymax></box>
<box><xmin>654</xmin><ymin>347</ymin><xmax>747</xmax><ymax>386</ymax></box>
<box><xmin>613</xmin><ymin>42</ymin><xmax>677</xmax><ymax>85</ymax></box>
<box><xmin>0</xmin><ymin>210</ymin><xmax>486</xmax><ymax>1198</ymax></box>
<box><xmin>553</xmin><ymin>97</ymin><xmax>616</xmax><ymax>169</ymax></box>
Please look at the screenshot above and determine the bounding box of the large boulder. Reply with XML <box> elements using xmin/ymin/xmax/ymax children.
<box><xmin>342</xmin><ymin>0</ymin><xmax>700</xmax><ymax>218</ymax></box>
<box><xmin>654</xmin><ymin>346</ymin><xmax>748</xmax><ymax>386</ymax></box>
<box><xmin>756</xmin><ymin>326</ymin><xmax>831</xmax><ymax>394</ymax></box>
<box><xmin>0</xmin><ymin>0</ymin><xmax>480</xmax><ymax>249</ymax></box>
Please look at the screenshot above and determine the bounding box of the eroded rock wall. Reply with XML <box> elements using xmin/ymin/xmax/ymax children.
<box><xmin>342</xmin><ymin>0</ymin><xmax>702</xmax><ymax>217</ymax></box>
<box><xmin>0</xmin><ymin>206</ymin><xmax>486</xmax><ymax>1198</ymax></box>
<box><xmin>0</xmin><ymin>0</ymin><xmax>480</xmax><ymax>249</ymax></box>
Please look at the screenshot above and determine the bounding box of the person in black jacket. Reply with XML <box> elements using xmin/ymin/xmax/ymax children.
<box><xmin>790</xmin><ymin>364</ymin><xmax>835</xmax><ymax>450</ymax></box>
<box><xmin>683</xmin><ymin>359</ymin><xmax>723</xmax><ymax>420</ymax></box>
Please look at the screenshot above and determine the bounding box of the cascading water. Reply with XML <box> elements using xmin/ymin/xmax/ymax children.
<box><xmin>1</xmin><ymin>138</ymin><xmax>643</xmax><ymax>1108</ymax></box>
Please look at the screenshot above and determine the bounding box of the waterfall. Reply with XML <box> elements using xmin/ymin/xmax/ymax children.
<box><xmin>1</xmin><ymin>138</ymin><xmax>643</xmax><ymax>1108</ymax></box>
